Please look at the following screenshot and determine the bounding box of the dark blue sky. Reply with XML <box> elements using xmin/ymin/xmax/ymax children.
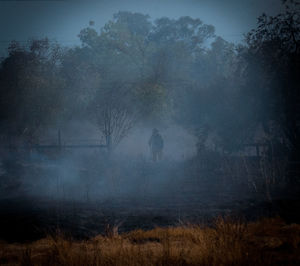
<box><xmin>0</xmin><ymin>0</ymin><xmax>283</xmax><ymax>57</ymax></box>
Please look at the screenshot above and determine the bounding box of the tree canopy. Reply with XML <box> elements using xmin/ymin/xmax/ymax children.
<box><xmin>0</xmin><ymin>5</ymin><xmax>298</xmax><ymax>158</ymax></box>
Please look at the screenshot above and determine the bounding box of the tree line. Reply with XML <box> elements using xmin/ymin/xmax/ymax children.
<box><xmin>0</xmin><ymin>1</ymin><xmax>299</xmax><ymax>159</ymax></box>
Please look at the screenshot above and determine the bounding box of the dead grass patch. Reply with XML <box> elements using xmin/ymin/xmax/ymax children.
<box><xmin>0</xmin><ymin>217</ymin><xmax>299</xmax><ymax>265</ymax></box>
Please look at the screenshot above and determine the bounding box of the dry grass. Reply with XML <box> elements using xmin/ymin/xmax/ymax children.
<box><xmin>0</xmin><ymin>217</ymin><xmax>300</xmax><ymax>265</ymax></box>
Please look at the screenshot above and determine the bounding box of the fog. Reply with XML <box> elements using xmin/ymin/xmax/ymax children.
<box><xmin>0</xmin><ymin>0</ymin><xmax>299</xmax><ymax>241</ymax></box>
<box><xmin>10</xmin><ymin>123</ymin><xmax>197</xmax><ymax>201</ymax></box>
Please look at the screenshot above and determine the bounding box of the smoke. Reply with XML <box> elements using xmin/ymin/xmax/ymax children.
<box><xmin>0</xmin><ymin>122</ymin><xmax>197</xmax><ymax>202</ymax></box>
<box><xmin>0</xmin><ymin>3</ymin><xmax>296</xmax><ymax>242</ymax></box>
<box><xmin>116</xmin><ymin>125</ymin><xmax>197</xmax><ymax>160</ymax></box>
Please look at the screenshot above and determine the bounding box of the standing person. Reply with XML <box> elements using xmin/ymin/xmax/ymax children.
<box><xmin>148</xmin><ymin>128</ymin><xmax>164</xmax><ymax>162</ymax></box>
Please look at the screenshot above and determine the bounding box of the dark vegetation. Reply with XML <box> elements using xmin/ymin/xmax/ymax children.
<box><xmin>0</xmin><ymin>0</ymin><xmax>299</xmax><ymax>264</ymax></box>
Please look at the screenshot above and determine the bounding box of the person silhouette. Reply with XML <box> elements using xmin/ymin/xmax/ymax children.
<box><xmin>148</xmin><ymin>128</ymin><xmax>164</xmax><ymax>162</ymax></box>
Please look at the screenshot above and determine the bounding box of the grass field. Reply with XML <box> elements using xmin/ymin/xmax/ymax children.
<box><xmin>0</xmin><ymin>217</ymin><xmax>299</xmax><ymax>265</ymax></box>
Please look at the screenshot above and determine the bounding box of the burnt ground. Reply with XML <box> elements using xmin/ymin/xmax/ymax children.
<box><xmin>0</xmin><ymin>155</ymin><xmax>299</xmax><ymax>243</ymax></box>
<box><xmin>0</xmin><ymin>195</ymin><xmax>300</xmax><ymax>243</ymax></box>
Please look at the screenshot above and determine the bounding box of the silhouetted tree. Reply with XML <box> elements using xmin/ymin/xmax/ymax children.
<box><xmin>0</xmin><ymin>39</ymin><xmax>64</xmax><ymax>148</ymax></box>
<box><xmin>245</xmin><ymin>0</ymin><xmax>300</xmax><ymax>159</ymax></box>
<box><xmin>91</xmin><ymin>82</ymin><xmax>137</xmax><ymax>151</ymax></box>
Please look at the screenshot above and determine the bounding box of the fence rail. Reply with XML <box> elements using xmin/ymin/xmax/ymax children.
<box><xmin>1</xmin><ymin>130</ymin><xmax>107</xmax><ymax>150</ymax></box>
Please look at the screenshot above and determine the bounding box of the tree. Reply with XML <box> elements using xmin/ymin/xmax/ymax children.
<box><xmin>0</xmin><ymin>39</ymin><xmax>64</xmax><ymax>147</ymax></box>
<box><xmin>68</xmin><ymin>12</ymin><xmax>245</xmax><ymax>153</ymax></box>
<box><xmin>91</xmin><ymin>82</ymin><xmax>137</xmax><ymax>152</ymax></box>
<box><xmin>172</xmin><ymin>35</ymin><xmax>256</xmax><ymax>153</ymax></box>
<box><xmin>78</xmin><ymin>12</ymin><xmax>216</xmax><ymax>125</ymax></box>
<box><xmin>245</xmin><ymin>0</ymin><xmax>300</xmax><ymax>159</ymax></box>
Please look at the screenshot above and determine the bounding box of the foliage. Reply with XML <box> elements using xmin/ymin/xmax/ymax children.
<box><xmin>0</xmin><ymin>5</ymin><xmax>298</xmax><ymax>155</ymax></box>
<box><xmin>244</xmin><ymin>1</ymin><xmax>300</xmax><ymax>158</ymax></box>
<box><xmin>0</xmin><ymin>39</ymin><xmax>64</xmax><ymax>145</ymax></box>
<box><xmin>75</xmin><ymin>11</ymin><xmax>216</xmax><ymax>147</ymax></box>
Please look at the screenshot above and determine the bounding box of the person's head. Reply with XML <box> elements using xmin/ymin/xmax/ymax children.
<box><xmin>153</xmin><ymin>128</ymin><xmax>159</xmax><ymax>134</ymax></box>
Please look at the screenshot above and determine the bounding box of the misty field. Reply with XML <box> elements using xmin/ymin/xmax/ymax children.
<box><xmin>0</xmin><ymin>217</ymin><xmax>299</xmax><ymax>266</ymax></box>
<box><xmin>0</xmin><ymin>154</ymin><xmax>299</xmax><ymax>265</ymax></box>
<box><xmin>0</xmin><ymin>1</ymin><xmax>299</xmax><ymax>265</ymax></box>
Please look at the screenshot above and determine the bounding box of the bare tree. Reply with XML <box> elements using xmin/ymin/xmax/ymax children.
<box><xmin>94</xmin><ymin>83</ymin><xmax>136</xmax><ymax>152</ymax></box>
